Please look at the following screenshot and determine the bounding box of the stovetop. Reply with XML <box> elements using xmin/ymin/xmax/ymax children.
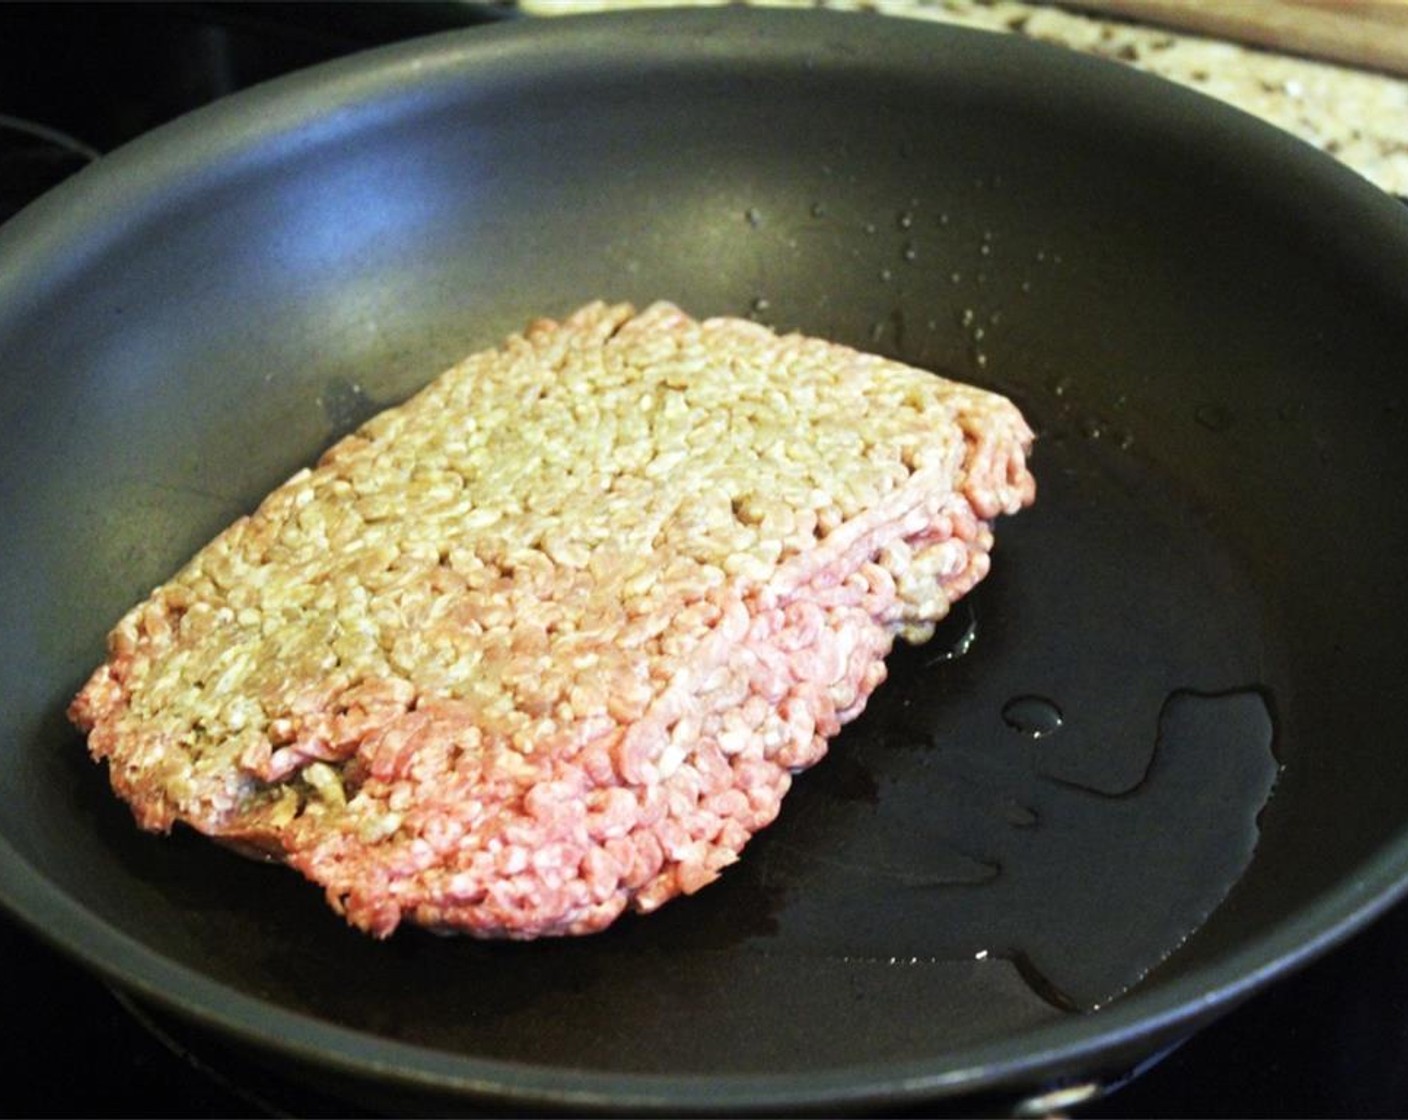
<box><xmin>4</xmin><ymin>5</ymin><xmax>1408</xmax><ymax>1116</ymax></box>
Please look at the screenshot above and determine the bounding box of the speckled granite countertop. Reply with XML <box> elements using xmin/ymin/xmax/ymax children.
<box><xmin>522</xmin><ymin>0</ymin><xmax>1408</xmax><ymax>197</ymax></box>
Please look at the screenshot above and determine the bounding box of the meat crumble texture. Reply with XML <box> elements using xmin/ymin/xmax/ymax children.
<box><xmin>68</xmin><ymin>301</ymin><xmax>1036</xmax><ymax>939</ymax></box>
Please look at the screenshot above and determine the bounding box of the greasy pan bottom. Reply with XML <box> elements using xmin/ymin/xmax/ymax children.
<box><xmin>3</xmin><ymin>9</ymin><xmax>1408</xmax><ymax>1113</ymax></box>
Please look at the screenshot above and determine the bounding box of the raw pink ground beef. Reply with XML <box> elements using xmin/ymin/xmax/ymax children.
<box><xmin>68</xmin><ymin>301</ymin><xmax>1035</xmax><ymax>938</ymax></box>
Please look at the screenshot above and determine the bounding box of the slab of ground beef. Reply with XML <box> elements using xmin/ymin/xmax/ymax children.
<box><xmin>68</xmin><ymin>301</ymin><xmax>1035</xmax><ymax>938</ymax></box>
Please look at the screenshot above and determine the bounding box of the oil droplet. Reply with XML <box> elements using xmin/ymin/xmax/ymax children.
<box><xmin>902</xmin><ymin>241</ymin><xmax>918</xmax><ymax>262</ymax></box>
<box><xmin>1194</xmin><ymin>403</ymin><xmax>1235</xmax><ymax>432</ymax></box>
<box><xmin>950</xmin><ymin>271</ymin><xmax>963</xmax><ymax>284</ymax></box>
<box><xmin>979</xmin><ymin>243</ymin><xmax>992</xmax><ymax>257</ymax></box>
<box><xmin>749</xmin><ymin>296</ymin><xmax>771</xmax><ymax>317</ymax></box>
<box><xmin>879</xmin><ymin>267</ymin><xmax>893</xmax><ymax>283</ymax></box>
<box><xmin>810</xmin><ymin>201</ymin><xmax>825</xmax><ymax>218</ymax></box>
<box><xmin>1049</xmin><ymin>375</ymin><xmax>1072</xmax><ymax>397</ymax></box>
<box><xmin>998</xmin><ymin>798</ymin><xmax>1039</xmax><ymax>827</ymax></box>
<box><xmin>938</xmin><ymin>211</ymin><xmax>951</xmax><ymax>226</ymax></box>
<box><xmin>897</xmin><ymin>210</ymin><xmax>915</xmax><ymax>230</ymax></box>
<box><xmin>744</xmin><ymin>207</ymin><xmax>762</xmax><ymax>228</ymax></box>
<box><xmin>1079</xmin><ymin>415</ymin><xmax>1104</xmax><ymax>440</ymax></box>
<box><xmin>960</xmin><ymin>308</ymin><xmax>976</xmax><ymax>328</ymax></box>
<box><xmin>1002</xmin><ymin>695</ymin><xmax>1064</xmax><ymax>738</ymax></box>
<box><xmin>863</xmin><ymin>221</ymin><xmax>878</xmax><ymax>235</ymax></box>
<box><xmin>1019</xmin><ymin>279</ymin><xmax>1032</xmax><ymax>293</ymax></box>
<box><xmin>320</xmin><ymin>378</ymin><xmax>379</xmax><ymax>435</ymax></box>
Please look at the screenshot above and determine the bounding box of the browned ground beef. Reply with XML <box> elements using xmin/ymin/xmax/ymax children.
<box><xmin>69</xmin><ymin>301</ymin><xmax>1035</xmax><ymax>938</ymax></box>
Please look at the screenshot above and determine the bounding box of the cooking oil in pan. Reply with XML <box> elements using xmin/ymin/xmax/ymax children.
<box><xmin>923</xmin><ymin>597</ymin><xmax>979</xmax><ymax>665</ymax></box>
<box><xmin>707</xmin><ymin>406</ymin><xmax>1284</xmax><ymax>1020</ymax></box>
<box><xmin>1000</xmin><ymin>695</ymin><xmax>1064</xmax><ymax>739</ymax></box>
<box><xmin>318</xmin><ymin>377</ymin><xmax>383</xmax><ymax>437</ymax></box>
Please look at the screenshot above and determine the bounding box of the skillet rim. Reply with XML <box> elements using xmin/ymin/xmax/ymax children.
<box><xmin>3</xmin><ymin>7</ymin><xmax>1408</xmax><ymax>1111</ymax></box>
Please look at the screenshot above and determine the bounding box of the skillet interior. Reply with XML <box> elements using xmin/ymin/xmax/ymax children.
<box><xmin>2</xmin><ymin>9</ymin><xmax>1408</xmax><ymax>1111</ymax></box>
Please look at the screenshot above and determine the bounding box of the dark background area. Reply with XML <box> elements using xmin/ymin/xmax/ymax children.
<box><xmin>3</xmin><ymin>5</ymin><xmax>1408</xmax><ymax>1116</ymax></box>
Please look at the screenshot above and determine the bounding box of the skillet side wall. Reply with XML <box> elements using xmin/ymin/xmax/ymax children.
<box><xmin>2</xmin><ymin>11</ymin><xmax>1408</xmax><ymax>1098</ymax></box>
